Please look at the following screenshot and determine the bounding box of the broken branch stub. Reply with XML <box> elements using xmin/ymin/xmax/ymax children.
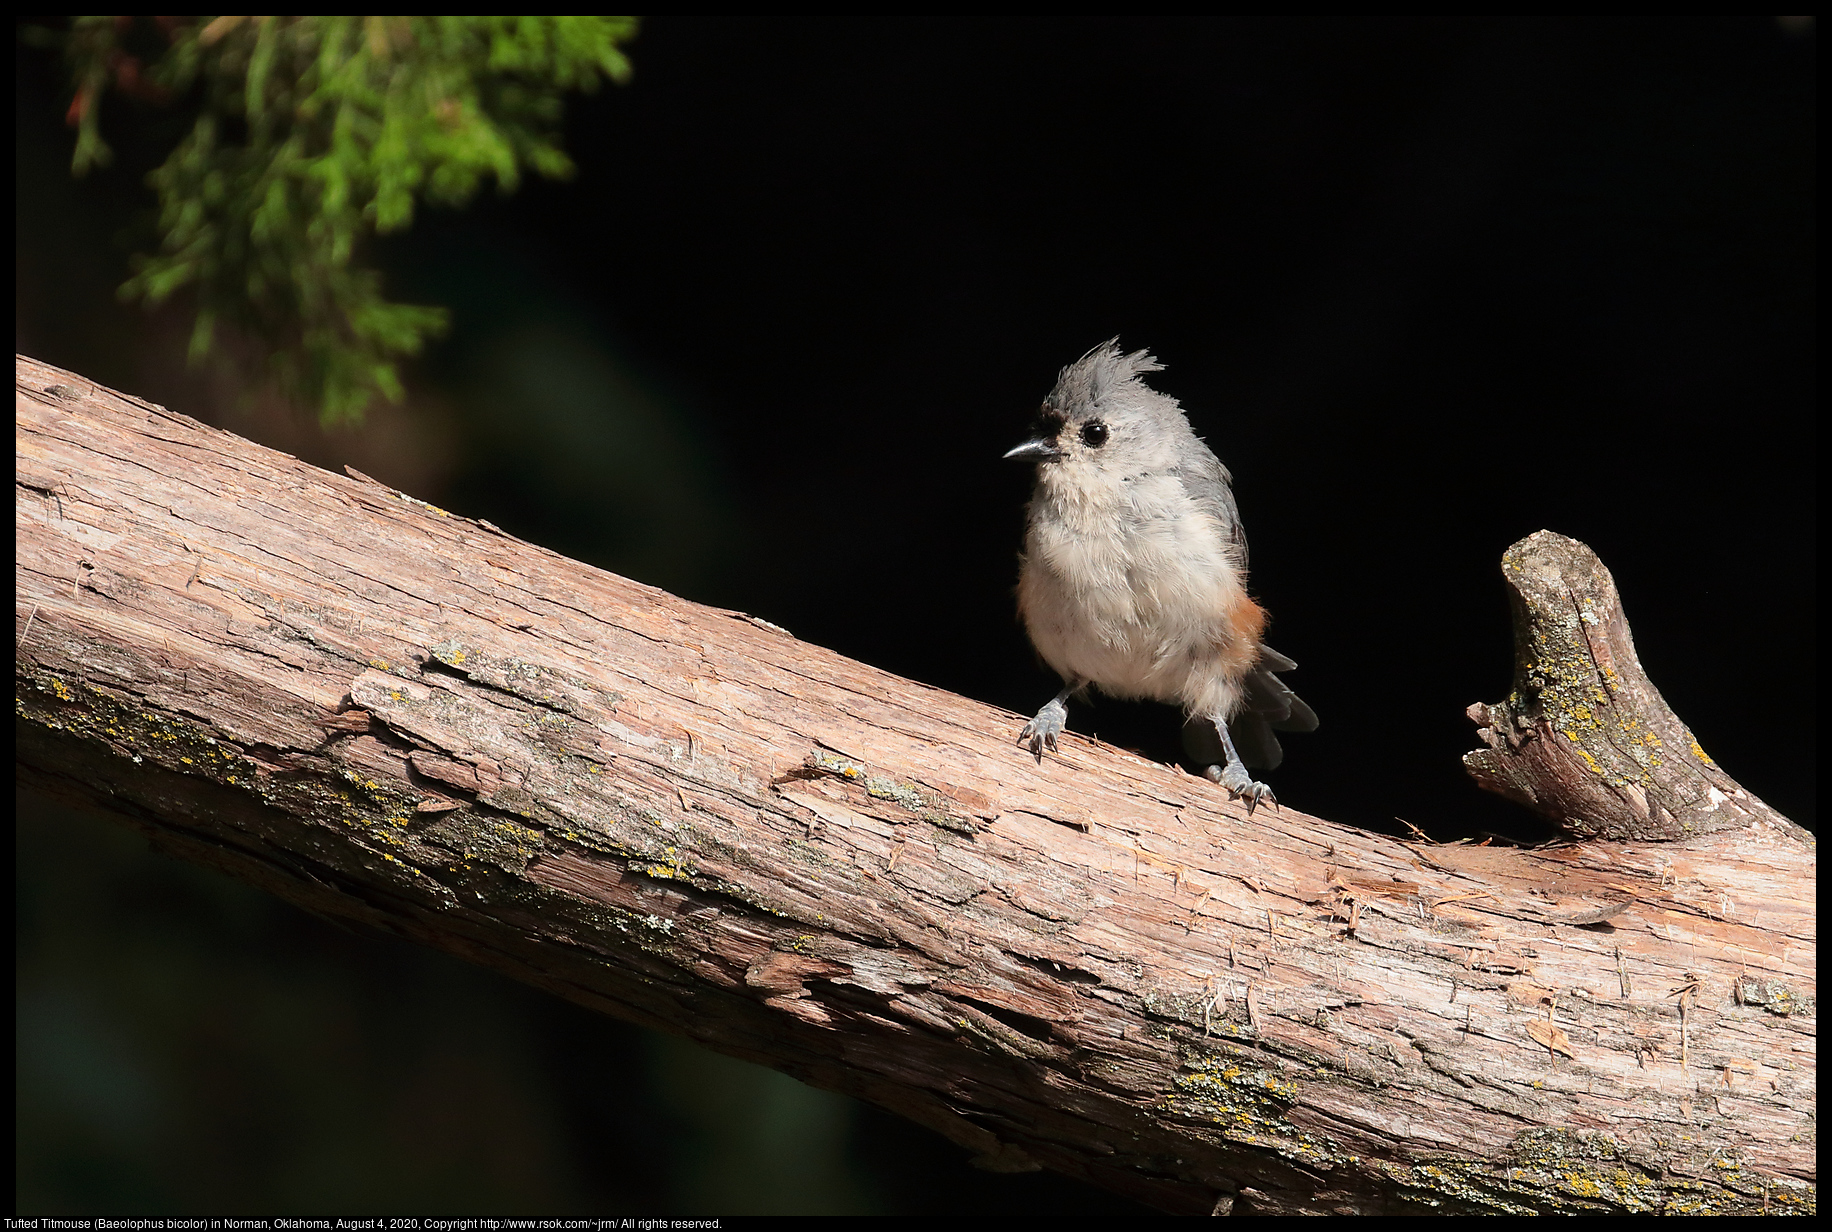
<box><xmin>1463</xmin><ymin>531</ymin><xmax>1801</xmax><ymax>843</ymax></box>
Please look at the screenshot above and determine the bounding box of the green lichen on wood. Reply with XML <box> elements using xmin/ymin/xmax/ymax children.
<box><xmin>1152</xmin><ymin>997</ymin><xmax>1816</xmax><ymax>1216</ymax></box>
<box><xmin>419</xmin><ymin>810</ymin><xmax>545</xmax><ymax>873</ymax></box>
<box><xmin>1371</xmin><ymin>1127</ymin><xmax>1815</xmax><ymax>1215</ymax></box>
<box><xmin>428</xmin><ymin>640</ymin><xmax>595</xmax><ymax>717</ymax></box>
<box><xmin>1735</xmin><ymin>977</ymin><xmax>1815</xmax><ymax>1018</ymax></box>
<box><xmin>802</xmin><ymin>749</ymin><xmax>979</xmax><ymax>834</ymax></box>
<box><xmin>1498</xmin><ymin>554</ymin><xmax>1662</xmax><ymax>796</ymax></box>
<box><xmin>18</xmin><ymin>666</ymin><xmax>465</xmax><ymax>907</ymax></box>
<box><xmin>1165</xmin><ymin>1048</ymin><xmax>1344</xmax><ymax>1173</ymax></box>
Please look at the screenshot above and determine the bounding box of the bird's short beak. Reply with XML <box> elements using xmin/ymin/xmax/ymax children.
<box><xmin>1003</xmin><ymin>438</ymin><xmax>1062</xmax><ymax>463</ymax></box>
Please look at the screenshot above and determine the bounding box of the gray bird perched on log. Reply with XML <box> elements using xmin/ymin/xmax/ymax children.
<box><xmin>1005</xmin><ymin>339</ymin><xmax>1317</xmax><ymax>813</ymax></box>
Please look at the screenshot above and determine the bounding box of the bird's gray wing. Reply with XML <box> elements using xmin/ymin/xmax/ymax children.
<box><xmin>1173</xmin><ymin>447</ymin><xmax>1316</xmax><ymax>770</ymax></box>
<box><xmin>1186</xmin><ymin>645</ymin><xmax>1318</xmax><ymax>773</ymax></box>
<box><xmin>1173</xmin><ymin>448</ymin><xmax>1247</xmax><ymax>569</ymax></box>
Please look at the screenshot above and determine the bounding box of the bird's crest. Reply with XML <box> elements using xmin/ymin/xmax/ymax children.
<box><xmin>1056</xmin><ymin>337</ymin><xmax>1167</xmax><ymax>409</ymax></box>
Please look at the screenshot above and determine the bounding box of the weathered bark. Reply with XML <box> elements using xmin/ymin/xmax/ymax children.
<box><xmin>15</xmin><ymin>355</ymin><xmax>1816</xmax><ymax>1215</ymax></box>
<box><xmin>1463</xmin><ymin>530</ymin><xmax>1803</xmax><ymax>844</ymax></box>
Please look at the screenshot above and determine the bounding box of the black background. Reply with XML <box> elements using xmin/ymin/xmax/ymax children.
<box><xmin>16</xmin><ymin>16</ymin><xmax>1815</xmax><ymax>1214</ymax></box>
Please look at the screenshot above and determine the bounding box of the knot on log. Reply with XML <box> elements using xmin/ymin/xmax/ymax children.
<box><xmin>1462</xmin><ymin>531</ymin><xmax>1802</xmax><ymax>843</ymax></box>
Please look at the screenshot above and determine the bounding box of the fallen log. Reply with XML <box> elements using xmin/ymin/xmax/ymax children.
<box><xmin>16</xmin><ymin>355</ymin><xmax>1815</xmax><ymax>1214</ymax></box>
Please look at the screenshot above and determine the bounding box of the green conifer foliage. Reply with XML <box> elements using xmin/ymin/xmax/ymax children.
<box><xmin>53</xmin><ymin>16</ymin><xmax>640</xmax><ymax>423</ymax></box>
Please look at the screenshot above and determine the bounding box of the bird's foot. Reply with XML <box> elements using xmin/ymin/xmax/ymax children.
<box><xmin>1204</xmin><ymin>761</ymin><xmax>1278</xmax><ymax>816</ymax></box>
<box><xmin>1018</xmin><ymin>698</ymin><xmax>1069</xmax><ymax>762</ymax></box>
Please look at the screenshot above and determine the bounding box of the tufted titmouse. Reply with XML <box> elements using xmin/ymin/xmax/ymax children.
<box><xmin>1005</xmin><ymin>340</ymin><xmax>1316</xmax><ymax>813</ymax></box>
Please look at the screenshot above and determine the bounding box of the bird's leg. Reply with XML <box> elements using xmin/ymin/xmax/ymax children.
<box><xmin>1203</xmin><ymin>716</ymin><xmax>1277</xmax><ymax>815</ymax></box>
<box><xmin>1018</xmin><ymin>682</ymin><xmax>1079</xmax><ymax>762</ymax></box>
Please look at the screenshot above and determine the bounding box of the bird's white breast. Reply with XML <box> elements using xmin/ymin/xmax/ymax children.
<box><xmin>1018</xmin><ymin>465</ymin><xmax>1252</xmax><ymax>716</ymax></box>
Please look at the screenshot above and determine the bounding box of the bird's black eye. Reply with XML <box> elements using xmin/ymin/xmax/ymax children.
<box><xmin>1080</xmin><ymin>420</ymin><xmax>1109</xmax><ymax>448</ymax></box>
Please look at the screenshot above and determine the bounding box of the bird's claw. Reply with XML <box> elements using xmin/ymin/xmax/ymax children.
<box><xmin>1018</xmin><ymin>698</ymin><xmax>1069</xmax><ymax>762</ymax></box>
<box><xmin>1204</xmin><ymin>763</ymin><xmax>1278</xmax><ymax>816</ymax></box>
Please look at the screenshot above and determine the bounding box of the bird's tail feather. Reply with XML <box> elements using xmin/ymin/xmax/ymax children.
<box><xmin>1182</xmin><ymin>644</ymin><xmax>1316</xmax><ymax>773</ymax></box>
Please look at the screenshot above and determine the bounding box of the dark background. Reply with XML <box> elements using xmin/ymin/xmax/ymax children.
<box><xmin>16</xmin><ymin>16</ymin><xmax>1815</xmax><ymax>1213</ymax></box>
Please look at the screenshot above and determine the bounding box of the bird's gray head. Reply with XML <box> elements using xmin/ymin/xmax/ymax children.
<box><xmin>1004</xmin><ymin>339</ymin><xmax>1210</xmax><ymax>485</ymax></box>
